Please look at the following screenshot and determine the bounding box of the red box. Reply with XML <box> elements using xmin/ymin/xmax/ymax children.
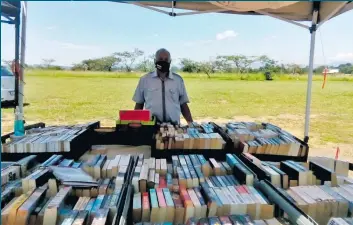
<box><xmin>119</xmin><ymin>110</ymin><xmax>151</xmax><ymax>121</ymax></box>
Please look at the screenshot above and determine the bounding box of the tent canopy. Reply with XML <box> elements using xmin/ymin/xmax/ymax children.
<box><xmin>122</xmin><ymin>1</ymin><xmax>353</xmax><ymax>29</ymax></box>
<box><xmin>1</xmin><ymin>1</ymin><xmax>21</xmax><ymax>18</ymax></box>
<box><xmin>120</xmin><ymin>1</ymin><xmax>353</xmax><ymax>142</ymax></box>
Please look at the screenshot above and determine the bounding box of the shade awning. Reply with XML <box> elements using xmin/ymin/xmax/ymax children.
<box><xmin>1</xmin><ymin>1</ymin><xmax>21</xmax><ymax>18</ymax></box>
<box><xmin>124</xmin><ymin>1</ymin><xmax>353</xmax><ymax>23</ymax></box>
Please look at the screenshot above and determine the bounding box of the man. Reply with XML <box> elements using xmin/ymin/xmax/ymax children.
<box><xmin>133</xmin><ymin>48</ymin><xmax>193</xmax><ymax>125</ymax></box>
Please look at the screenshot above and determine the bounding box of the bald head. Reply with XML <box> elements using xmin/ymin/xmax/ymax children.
<box><xmin>155</xmin><ymin>48</ymin><xmax>171</xmax><ymax>63</ymax></box>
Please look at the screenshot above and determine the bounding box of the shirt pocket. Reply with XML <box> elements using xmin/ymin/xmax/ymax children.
<box><xmin>145</xmin><ymin>87</ymin><xmax>159</xmax><ymax>102</ymax></box>
<box><xmin>168</xmin><ymin>88</ymin><xmax>179</xmax><ymax>103</ymax></box>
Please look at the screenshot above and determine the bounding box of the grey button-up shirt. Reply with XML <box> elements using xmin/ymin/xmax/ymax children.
<box><xmin>132</xmin><ymin>71</ymin><xmax>190</xmax><ymax>124</ymax></box>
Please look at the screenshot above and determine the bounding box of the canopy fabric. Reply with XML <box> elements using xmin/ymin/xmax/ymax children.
<box><xmin>1</xmin><ymin>1</ymin><xmax>21</xmax><ymax>18</ymax></box>
<box><xmin>127</xmin><ymin>1</ymin><xmax>353</xmax><ymax>22</ymax></box>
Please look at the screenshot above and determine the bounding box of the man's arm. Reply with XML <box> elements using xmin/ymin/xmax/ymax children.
<box><xmin>181</xmin><ymin>103</ymin><xmax>193</xmax><ymax>123</ymax></box>
<box><xmin>132</xmin><ymin>78</ymin><xmax>145</xmax><ymax>109</ymax></box>
<box><xmin>134</xmin><ymin>103</ymin><xmax>144</xmax><ymax>110</ymax></box>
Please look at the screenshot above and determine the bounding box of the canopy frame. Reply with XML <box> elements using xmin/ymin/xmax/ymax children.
<box><xmin>2</xmin><ymin>1</ymin><xmax>352</xmax><ymax>145</ymax></box>
<box><xmin>123</xmin><ymin>1</ymin><xmax>352</xmax><ymax>143</ymax></box>
<box><xmin>1</xmin><ymin>1</ymin><xmax>26</xmax><ymax>120</ymax></box>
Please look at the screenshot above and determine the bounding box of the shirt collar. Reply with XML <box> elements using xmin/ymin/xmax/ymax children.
<box><xmin>151</xmin><ymin>71</ymin><xmax>174</xmax><ymax>80</ymax></box>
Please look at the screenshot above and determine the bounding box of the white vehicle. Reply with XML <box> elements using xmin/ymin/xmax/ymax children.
<box><xmin>1</xmin><ymin>66</ymin><xmax>15</xmax><ymax>103</ymax></box>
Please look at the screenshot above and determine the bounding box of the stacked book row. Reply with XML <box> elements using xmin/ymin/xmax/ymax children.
<box><xmin>1</xmin><ymin>183</ymin><xmax>134</xmax><ymax>225</ymax></box>
<box><xmin>328</xmin><ymin>217</ymin><xmax>353</xmax><ymax>225</ymax></box>
<box><xmin>155</xmin><ymin>123</ymin><xmax>225</xmax><ymax>150</ymax></box>
<box><xmin>240</xmin><ymin>153</ymin><xmax>348</xmax><ymax>189</ymax></box>
<box><xmin>132</xmin><ymin>183</ymin><xmax>274</xmax><ymax>224</ymax></box>
<box><xmin>82</xmin><ymin>154</ymin><xmax>134</xmax><ymax>180</ymax></box>
<box><xmin>282</xmin><ymin>184</ymin><xmax>353</xmax><ymax>225</ymax></box>
<box><xmin>131</xmin><ymin>154</ymin><xmax>255</xmax><ymax>194</ymax></box>
<box><xmin>308</xmin><ymin>156</ymin><xmax>351</xmax><ymax>178</ymax></box>
<box><xmin>1</xmin><ymin>124</ymin><xmax>91</xmax><ymax>153</ymax></box>
<box><xmin>225</xmin><ymin>122</ymin><xmax>307</xmax><ymax>157</ymax></box>
<box><xmin>183</xmin><ymin>215</ymin><xmax>291</xmax><ymax>225</ymax></box>
<box><xmin>2</xmin><ymin>155</ymin><xmax>38</xmax><ymax>187</ymax></box>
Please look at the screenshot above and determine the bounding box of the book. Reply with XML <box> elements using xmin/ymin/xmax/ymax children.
<box><xmin>71</xmin><ymin>210</ymin><xmax>88</xmax><ymax>225</ymax></box>
<box><xmin>91</xmin><ymin>208</ymin><xmax>109</xmax><ymax>225</ymax></box>
<box><xmin>43</xmin><ymin>186</ymin><xmax>72</xmax><ymax>225</ymax></box>
<box><xmin>172</xmin><ymin>193</ymin><xmax>185</xmax><ymax>225</ymax></box>
<box><xmin>180</xmin><ymin>188</ymin><xmax>195</xmax><ymax>223</ymax></box>
<box><xmin>163</xmin><ymin>188</ymin><xmax>175</xmax><ymax>223</ymax></box>
<box><xmin>15</xmin><ymin>185</ymin><xmax>48</xmax><ymax>225</ymax></box>
<box><xmin>156</xmin><ymin>188</ymin><xmax>167</xmax><ymax>222</ymax></box>
<box><xmin>149</xmin><ymin>189</ymin><xmax>159</xmax><ymax>223</ymax></box>
<box><xmin>205</xmin><ymin>182</ymin><xmax>224</xmax><ymax>215</ymax></box>
<box><xmin>50</xmin><ymin>166</ymin><xmax>98</xmax><ymax>187</ymax></box>
<box><xmin>133</xmin><ymin>192</ymin><xmax>142</xmax><ymax>223</ymax></box>
<box><xmin>188</xmin><ymin>189</ymin><xmax>202</xmax><ymax>219</ymax></box>
<box><xmin>141</xmin><ymin>192</ymin><xmax>151</xmax><ymax>222</ymax></box>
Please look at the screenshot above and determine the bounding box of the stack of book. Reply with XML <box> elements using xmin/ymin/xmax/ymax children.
<box><xmin>1</xmin><ymin>123</ymin><xmax>93</xmax><ymax>153</ymax></box>
<box><xmin>1</xmin><ymin>184</ymin><xmax>132</xmax><ymax>225</ymax></box>
<box><xmin>81</xmin><ymin>154</ymin><xmax>135</xmax><ymax>180</ymax></box>
<box><xmin>283</xmin><ymin>184</ymin><xmax>353</xmax><ymax>225</ymax></box>
<box><xmin>327</xmin><ymin>217</ymin><xmax>353</xmax><ymax>225</ymax></box>
<box><xmin>132</xmin><ymin>184</ymin><xmax>274</xmax><ymax>224</ymax></box>
<box><xmin>225</xmin><ymin>122</ymin><xmax>306</xmax><ymax>157</ymax></box>
<box><xmin>132</xmin><ymin>155</ymin><xmax>274</xmax><ymax>224</ymax></box>
<box><xmin>308</xmin><ymin>156</ymin><xmax>352</xmax><ymax>185</ymax></box>
<box><xmin>183</xmin><ymin>215</ymin><xmax>291</xmax><ymax>225</ymax></box>
<box><xmin>1</xmin><ymin>153</ymin><xmax>139</xmax><ymax>225</ymax></box>
<box><xmin>155</xmin><ymin>123</ymin><xmax>225</xmax><ymax>150</ymax></box>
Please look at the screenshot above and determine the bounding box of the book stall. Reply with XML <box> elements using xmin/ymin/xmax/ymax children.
<box><xmin>2</xmin><ymin>110</ymin><xmax>353</xmax><ymax>225</ymax></box>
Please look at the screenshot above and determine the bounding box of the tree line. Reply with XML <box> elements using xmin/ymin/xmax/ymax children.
<box><xmin>2</xmin><ymin>48</ymin><xmax>353</xmax><ymax>75</ymax></box>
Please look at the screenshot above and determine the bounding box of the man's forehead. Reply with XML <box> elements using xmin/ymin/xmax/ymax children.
<box><xmin>157</xmin><ymin>51</ymin><xmax>169</xmax><ymax>59</ymax></box>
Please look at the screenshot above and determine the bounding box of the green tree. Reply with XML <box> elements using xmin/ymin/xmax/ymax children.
<box><xmin>198</xmin><ymin>61</ymin><xmax>217</xmax><ymax>78</ymax></box>
<box><xmin>41</xmin><ymin>58</ymin><xmax>55</xmax><ymax>69</ymax></box>
<box><xmin>180</xmin><ymin>58</ymin><xmax>200</xmax><ymax>73</ymax></box>
<box><xmin>137</xmin><ymin>54</ymin><xmax>155</xmax><ymax>72</ymax></box>
<box><xmin>114</xmin><ymin>48</ymin><xmax>144</xmax><ymax>72</ymax></box>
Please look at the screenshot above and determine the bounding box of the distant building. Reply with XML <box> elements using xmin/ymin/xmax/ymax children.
<box><xmin>322</xmin><ymin>68</ymin><xmax>339</xmax><ymax>74</ymax></box>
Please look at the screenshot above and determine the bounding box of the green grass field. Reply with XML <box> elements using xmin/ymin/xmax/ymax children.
<box><xmin>2</xmin><ymin>70</ymin><xmax>353</xmax><ymax>155</ymax></box>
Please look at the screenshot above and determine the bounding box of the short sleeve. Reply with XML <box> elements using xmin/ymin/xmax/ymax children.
<box><xmin>132</xmin><ymin>78</ymin><xmax>145</xmax><ymax>104</ymax></box>
<box><xmin>179</xmin><ymin>79</ymin><xmax>190</xmax><ymax>105</ymax></box>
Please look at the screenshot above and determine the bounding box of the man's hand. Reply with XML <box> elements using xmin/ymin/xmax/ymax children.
<box><xmin>181</xmin><ymin>103</ymin><xmax>193</xmax><ymax>124</ymax></box>
<box><xmin>134</xmin><ymin>103</ymin><xmax>144</xmax><ymax>110</ymax></box>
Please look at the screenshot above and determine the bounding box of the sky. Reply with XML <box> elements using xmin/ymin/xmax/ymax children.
<box><xmin>1</xmin><ymin>1</ymin><xmax>353</xmax><ymax>67</ymax></box>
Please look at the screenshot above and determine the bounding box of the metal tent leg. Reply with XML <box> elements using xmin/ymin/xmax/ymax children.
<box><xmin>19</xmin><ymin>1</ymin><xmax>27</xmax><ymax>118</ymax></box>
<box><xmin>304</xmin><ymin>11</ymin><xmax>318</xmax><ymax>143</ymax></box>
<box><xmin>14</xmin><ymin>12</ymin><xmax>20</xmax><ymax>108</ymax></box>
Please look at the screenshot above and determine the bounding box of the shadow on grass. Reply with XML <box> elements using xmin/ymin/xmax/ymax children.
<box><xmin>1</xmin><ymin>102</ymin><xmax>30</xmax><ymax>109</ymax></box>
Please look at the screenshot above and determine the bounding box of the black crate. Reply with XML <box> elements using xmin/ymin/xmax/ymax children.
<box><xmin>91</xmin><ymin>124</ymin><xmax>156</xmax><ymax>147</ymax></box>
<box><xmin>1</xmin><ymin>128</ymin><xmax>94</xmax><ymax>162</ymax></box>
<box><xmin>151</xmin><ymin>122</ymin><xmax>235</xmax><ymax>160</ymax></box>
<box><xmin>213</xmin><ymin>122</ymin><xmax>309</xmax><ymax>162</ymax></box>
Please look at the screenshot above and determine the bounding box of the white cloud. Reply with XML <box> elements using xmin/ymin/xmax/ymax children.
<box><xmin>183</xmin><ymin>30</ymin><xmax>238</xmax><ymax>47</ymax></box>
<box><xmin>329</xmin><ymin>52</ymin><xmax>353</xmax><ymax>62</ymax></box>
<box><xmin>46</xmin><ymin>26</ymin><xmax>56</xmax><ymax>30</ymax></box>
<box><xmin>216</xmin><ymin>30</ymin><xmax>238</xmax><ymax>41</ymax></box>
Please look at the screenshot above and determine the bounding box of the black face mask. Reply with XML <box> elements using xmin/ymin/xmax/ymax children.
<box><xmin>155</xmin><ymin>61</ymin><xmax>170</xmax><ymax>73</ymax></box>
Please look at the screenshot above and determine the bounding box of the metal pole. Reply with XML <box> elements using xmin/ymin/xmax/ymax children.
<box><xmin>304</xmin><ymin>11</ymin><xmax>318</xmax><ymax>142</ymax></box>
<box><xmin>256</xmin><ymin>180</ymin><xmax>316</xmax><ymax>225</ymax></box>
<box><xmin>14</xmin><ymin>10</ymin><xmax>21</xmax><ymax>108</ymax></box>
<box><xmin>19</xmin><ymin>1</ymin><xmax>27</xmax><ymax>118</ymax></box>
